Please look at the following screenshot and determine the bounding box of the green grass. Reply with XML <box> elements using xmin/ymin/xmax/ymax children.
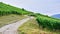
<box><xmin>18</xmin><ymin>18</ymin><xmax>40</xmax><ymax>34</ymax></box>
<box><xmin>0</xmin><ymin>14</ymin><xmax>26</xmax><ymax>27</ymax></box>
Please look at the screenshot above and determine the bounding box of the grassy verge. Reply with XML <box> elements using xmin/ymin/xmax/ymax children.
<box><xmin>0</xmin><ymin>14</ymin><xmax>26</xmax><ymax>27</ymax></box>
<box><xmin>18</xmin><ymin>18</ymin><xmax>40</xmax><ymax>34</ymax></box>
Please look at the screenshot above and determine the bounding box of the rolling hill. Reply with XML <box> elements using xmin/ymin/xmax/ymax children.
<box><xmin>52</xmin><ymin>14</ymin><xmax>60</xmax><ymax>19</ymax></box>
<box><xmin>0</xmin><ymin>2</ymin><xmax>60</xmax><ymax>34</ymax></box>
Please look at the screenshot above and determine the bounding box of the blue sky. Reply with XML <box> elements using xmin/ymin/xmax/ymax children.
<box><xmin>0</xmin><ymin>0</ymin><xmax>60</xmax><ymax>16</ymax></box>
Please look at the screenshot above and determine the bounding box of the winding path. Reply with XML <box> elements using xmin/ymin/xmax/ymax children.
<box><xmin>0</xmin><ymin>16</ymin><xmax>34</xmax><ymax>34</ymax></box>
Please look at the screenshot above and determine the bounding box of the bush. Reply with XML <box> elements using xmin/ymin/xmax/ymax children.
<box><xmin>22</xmin><ymin>8</ymin><xmax>25</xmax><ymax>11</ymax></box>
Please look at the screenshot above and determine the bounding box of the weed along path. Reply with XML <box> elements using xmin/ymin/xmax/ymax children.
<box><xmin>0</xmin><ymin>16</ymin><xmax>34</xmax><ymax>34</ymax></box>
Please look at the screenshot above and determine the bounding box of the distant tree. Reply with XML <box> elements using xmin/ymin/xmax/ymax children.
<box><xmin>22</xmin><ymin>8</ymin><xmax>25</xmax><ymax>11</ymax></box>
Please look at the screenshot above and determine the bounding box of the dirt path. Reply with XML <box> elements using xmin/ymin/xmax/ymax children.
<box><xmin>0</xmin><ymin>16</ymin><xmax>34</xmax><ymax>34</ymax></box>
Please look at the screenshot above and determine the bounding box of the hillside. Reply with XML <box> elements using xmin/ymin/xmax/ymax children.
<box><xmin>0</xmin><ymin>2</ymin><xmax>32</xmax><ymax>27</ymax></box>
<box><xmin>0</xmin><ymin>2</ymin><xmax>33</xmax><ymax>16</ymax></box>
<box><xmin>52</xmin><ymin>14</ymin><xmax>60</xmax><ymax>19</ymax></box>
<box><xmin>0</xmin><ymin>2</ymin><xmax>60</xmax><ymax>34</ymax></box>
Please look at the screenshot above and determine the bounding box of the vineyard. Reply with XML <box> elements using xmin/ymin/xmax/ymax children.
<box><xmin>0</xmin><ymin>2</ymin><xmax>32</xmax><ymax>16</ymax></box>
<box><xmin>36</xmin><ymin>15</ymin><xmax>60</xmax><ymax>30</ymax></box>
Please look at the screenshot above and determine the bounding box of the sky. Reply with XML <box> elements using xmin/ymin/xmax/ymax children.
<box><xmin>0</xmin><ymin>0</ymin><xmax>60</xmax><ymax>16</ymax></box>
